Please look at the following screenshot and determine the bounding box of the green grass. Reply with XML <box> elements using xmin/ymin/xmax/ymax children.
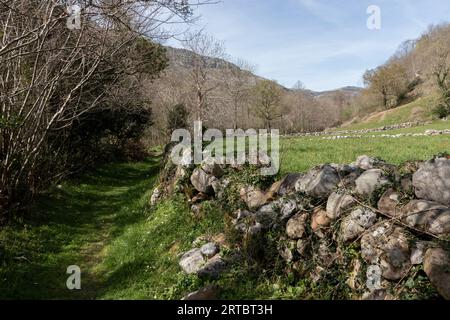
<box><xmin>98</xmin><ymin>197</ymin><xmax>226</xmax><ymax>299</ymax></box>
<box><xmin>0</xmin><ymin>159</ymin><xmax>160</xmax><ymax>299</ymax></box>
<box><xmin>280</xmin><ymin>134</ymin><xmax>449</xmax><ymax>174</ymax></box>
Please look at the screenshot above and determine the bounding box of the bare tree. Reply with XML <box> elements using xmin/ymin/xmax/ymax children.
<box><xmin>182</xmin><ymin>30</ymin><xmax>225</xmax><ymax>122</ymax></box>
<box><xmin>0</xmin><ymin>0</ymin><xmax>214</xmax><ymax>212</ymax></box>
<box><xmin>252</xmin><ymin>80</ymin><xmax>283</xmax><ymax>130</ymax></box>
<box><xmin>223</xmin><ymin>57</ymin><xmax>255</xmax><ymax>129</ymax></box>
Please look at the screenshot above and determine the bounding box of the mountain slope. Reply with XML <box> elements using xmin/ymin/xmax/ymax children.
<box><xmin>338</xmin><ymin>94</ymin><xmax>440</xmax><ymax>130</ymax></box>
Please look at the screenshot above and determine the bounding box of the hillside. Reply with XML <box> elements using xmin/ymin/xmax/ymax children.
<box><xmin>338</xmin><ymin>94</ymin><xmax>440</xmax><ymax>131</ymax></box>
<box><xmin>300</xmin><ymin>86</ymin><xmax>362</xmax><ymax>99</ymax></box>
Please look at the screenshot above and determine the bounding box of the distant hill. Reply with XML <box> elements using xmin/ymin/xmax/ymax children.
<box><xmin>296</xmin><ymin>86</ymin><xmax>362</xmax><ymax>99</ymax></box>
<box><xmin>165</xmin><ymin>46</ymin><xmax>362</xmax><ymax>98</ymax></box>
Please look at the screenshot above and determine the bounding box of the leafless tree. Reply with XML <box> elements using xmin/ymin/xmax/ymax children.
<box><xmin>182</xmin><ymin>30</ymin><xmax>225</xmax><ymax>122</ymax></box>
<box><xmin>0</xmin><ymin>0</ymin><xmax>216</xmax><ymax>211</ymax></box>
<box><xmin>223</xmin><ymin>57</ymin><xmax>255</xmax><ymax>129</ymax></box>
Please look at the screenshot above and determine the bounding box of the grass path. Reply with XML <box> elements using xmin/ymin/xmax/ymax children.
<box><xmin>0</xmin><ymin>158</ymin><xmax>160</xmax><ymax>299</ymax></box>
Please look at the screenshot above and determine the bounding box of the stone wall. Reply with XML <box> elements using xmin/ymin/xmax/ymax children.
<box><xmin>151</xmin><ymin>152</ymin><xmax>450</xmax><ymax>300</ymax></box>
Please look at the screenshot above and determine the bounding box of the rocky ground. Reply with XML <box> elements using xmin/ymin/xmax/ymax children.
<box><xmin>151</xmin><ymin>150</ymin><xmax>450</xmax><ymax>300</ymax></box>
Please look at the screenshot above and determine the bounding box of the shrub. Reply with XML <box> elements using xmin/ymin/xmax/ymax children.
<box><xmin>431</xmin><ymin>103</ymin><xmax>450</xmax><ymax>119</ymax></box>
<box><xmin>167</xmin><ymin>104</ymin><xmax>189</xmax><ymax>134</ymax></box>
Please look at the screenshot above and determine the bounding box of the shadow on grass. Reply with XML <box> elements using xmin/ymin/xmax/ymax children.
<box><xmin>0</xmin><ymin>157</ymin><xmax>161</xmax><ymax>299</ymax></box>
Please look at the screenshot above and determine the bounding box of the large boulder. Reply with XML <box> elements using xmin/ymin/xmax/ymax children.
<box><xmin>295</xmin><ymin>165</ymin><xmax>340</xmax><ymax>199</ymax></box>
<box><xmin>179</xmin><ymin>249</ymin><xmax>205</xmax><ymax>274</ymax></box>
<box><xmin>240</xmin><ymin>186</ymin><xmax>268</xmax><ymax>211</ymax></box>
<box><xmin>355</xmin><ymin>169</ymin><xmax>390</xmax><ymax>196</ymax></box>
<box><xmin>278</xmin><ymin>173</ymin><xmax>303</xmax><ymax>196</ymax></box>
<box><xmin>326</xmin><ymin>192</ymin><xmax>356</xmax><ymax>219</ymax></box>
<box><xmin>401</xmin><ymin>200</ymin><xmax>450</xmax><ymax>236</ymax></box>
<box><xmin>423</xmin><ymin>247</ymin><xmax>450</xmax><ymax>300</ymax></box>
<box><xmin>361</xmin><ymin>224</ymin><xmax>411</xmax><ymax>281</ymax></box>
<box><xmin>286</xmin><ymin>213</ymin><xmax>308</xmax><ymax>239</ymax></box>
<box><xmin>413</xmin><ymin>158</ymin><xmax>450</xmax><ymax>206</ymax></box>
<box><xmin>190</xmin><ymin>168</ymin><xmax>216</xmax><ymax>194</ymax></box>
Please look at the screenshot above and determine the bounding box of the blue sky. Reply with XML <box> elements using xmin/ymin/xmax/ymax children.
<box><xmin>166</xmin><ymin>0</ymin><xmax>450</xmax><ymax>91</ymax></box>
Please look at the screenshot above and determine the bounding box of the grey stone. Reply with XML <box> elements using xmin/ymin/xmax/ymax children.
<box><xmin>179</xmin><ymin>249</ymin><xmax>205</xmax><ymax>274</ymax></box>
<box><xmin>341</xmin><ymin>208</ymin><xmax>376</xmax><ymax>242</ymax></box>
<box><xmin>351</xmin><ymin>207</ymin><xmax>377</xmax><ymax>228</ymax></box>
<box><xmin>190</xmin><ymin>168</ymin><xmax>216</xmax><ymax>194</ymax></box>
<box><xmin>295</xmin><ymin>165</ymin><xmax>340</xmax><ymax>199</ymax></box>
<box><xmin>353</xmin><ymin>155</ymin><xmax>380</xmax><ymax>170</ymax></box>
<box><xmin>402</xmin><ymin>200</ymin><xmax>450</xmax><ymax>236</ymax></box>
<box><xmin>355</xmin><ymin>169</ymin><xmax>390</xmax><ymax>196</ymax></box>
<box><xmin>410</xmin><ymin>241</ymin><xmax>428</xmax><ymax>265</ymax></box>
<box><xmin>361</xmin><ymin>289</ymin><xmax>388</xmax><ymax>300</ymax></box>
<box><xmin>361</xmin><ymin>225</ymin><xmax>411</xmax><ymax>281</ymax></box>
<box><xmin>197</xmin><ymin>255</ymin><xmax>227</xmax><ymax>279</ymax></box>
<box><xmin>255</xmin><ymin>204</ymin><xmax>278</xmax><ymax>228</ymax></box>
<box><xmin>201</xmin><ymin>157</ymin><xmax>224</xmax><ymax>178</ymax></box>
<box><xmin>423</xmin><ymin>247</ymin><xmax>450</xmax><ymax>300</ymax></box>
<box><xmin>211</xmin><ymin>178</ymin><xmax>230</xmax><ymax>199</ymax></box>
<box><xmin>150</xmin><ymin>186</ymin><xmax>162</xmax><ymax>206</ymax></box>
<box><xmin>326</xmin><ymin>192</ymin><xmax>356</xmax><ymax>219</ymax></box>
<box><xmin>240</xmin><ymin>186</ymin><xmax>267</xmax><ymax>211</ymax></box>
<box><xmin>286</xmin><ymin>213</ymin><xmax>308</xmax><ymax>239</ymax></box>
<box><xmin>341</xmin><ymin>216</ymin><xmax>366</xmax><ymax>242</ymax></box>
<box><xmin>200</xmin><ymin>242</ymin><xmax>219</xmax><ymax>258</ymax></box>
<box><xmin>413</xmin><ymin>158</ymin><xmax>450</xmax><ymax>206</ymax></box>
<box><xmin>278</xmin><ymin>173</ymin><xmax>303</xmax><ymax>196</ymax></box>
<box><xmin>279</xmin><ymin>198</ymin><xmax>298</xmax><ymax>221</ymax></box>
<box><xmin>377</xmin><ymin>189</ymin><xmax>401</xmax><ymax>217</ymax></box>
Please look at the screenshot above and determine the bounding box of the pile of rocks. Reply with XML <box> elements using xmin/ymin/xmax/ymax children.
<box><xmin>152</xmin><ymin>153</ymin><xmax>450</xmax><ymax>300</ymax></box>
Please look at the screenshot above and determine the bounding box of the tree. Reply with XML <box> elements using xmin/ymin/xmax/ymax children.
<box><xmin>223</xmin><ymin>58</ymin><xmax>255</xmax><ymax>129</ymax></box>
<box><xmin>182</xmin><ymin>30</ymin><xmax>225</xmax><ymax>122</ymax></box>
<box><xmin>252</xmin><ymin>80</ymin><xmax>283</xmax><ymax>130</ymax></box>
<box><xmin>0</xmin><ymin>0</ymin><xmax>211</xmax><ymax>214</ymax></box>
<box><xmin>363</xmin><ymin>63</ymin><xmax>409</xmax><ymax>109</ymax></box>
<box><xmin>431</xmin><ymin>45</ymin><xmax>450</xmax><ymax>117</ymax></box>
<box><xmin>292</xmin><ymin>81</ymin><xmax>305</xmax><ymax>91</ymax></box>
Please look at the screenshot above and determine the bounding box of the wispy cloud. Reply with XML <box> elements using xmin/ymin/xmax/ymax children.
<box><xmin>295</xmin><ymin>0</ymin><xmax>346</xmax><ymax>25</ymax></box>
